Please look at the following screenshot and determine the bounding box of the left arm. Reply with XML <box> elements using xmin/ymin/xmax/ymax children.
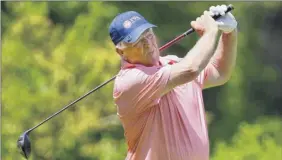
<box><xmin>202</xmin><ymin>29</ymin><xmax>237</xmax><ymax>89</ymax></box>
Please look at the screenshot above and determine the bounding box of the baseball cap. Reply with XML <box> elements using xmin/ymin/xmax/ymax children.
<box><xmin>109</xmin><ymin>11</ymin><xmax>157</xmax><ymax>45</ymax></box>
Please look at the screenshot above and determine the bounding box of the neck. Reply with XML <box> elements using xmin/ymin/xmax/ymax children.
<box><xmin>122</xmin><ymin>57</ymin><xmax>160</xmax><ymax>67</ymax></box>
<box><xmin>143</xmin><ymin>61</ymin><xmax>159</xmax><ymax>67</ymax></box>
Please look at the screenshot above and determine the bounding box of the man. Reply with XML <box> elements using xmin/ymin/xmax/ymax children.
<box><xmin>109</xmin><ymin>4</ymin><xmax>237</xmax><ymax>160</ymax></box>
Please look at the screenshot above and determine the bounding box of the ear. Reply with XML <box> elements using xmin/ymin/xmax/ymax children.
<box><xmin>116</xmin><ymin>48</ymin><xmax>123</xmax><ymax>56</ymax></box>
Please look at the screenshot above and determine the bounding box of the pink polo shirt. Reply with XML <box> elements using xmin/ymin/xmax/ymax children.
<box><xmin>113</xmin><ymin>55</ymin><xmax>209</xmax><ymax>160</ymax></box>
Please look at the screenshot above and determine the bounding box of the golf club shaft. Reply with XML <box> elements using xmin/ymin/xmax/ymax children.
<box><xmin>26</xmin><ymin>4</ymin><xmax>234</xmax><ymax>134</ymax></box>
<box><xmin>27</xmin><ymin>76</ymin><xmax>116</xmax><ymax>133</ymax></box>
<box><xmin>159</xmin><ymin>4</ymin><xmax>234</xmax><ymax>52</ymax></box>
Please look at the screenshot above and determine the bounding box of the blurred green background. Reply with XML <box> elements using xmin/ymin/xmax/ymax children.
<box><xmin>2</xmin><ymin>1</ymin><xmax>282</xmax><ymax>160</ymax></box>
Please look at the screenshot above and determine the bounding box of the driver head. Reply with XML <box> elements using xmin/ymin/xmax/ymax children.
<box><xmin>17</xmin><ymin>131</ymin><xmax>31</xmax><ymax>159</ymax></box>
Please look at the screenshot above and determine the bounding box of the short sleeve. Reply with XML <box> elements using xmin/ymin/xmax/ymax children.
<box><xmin>113</xmin><ymin>65</ymin><xmax>171</xmax><ymax>116</ymax></box>
<box><xmin>196</xmin><ymin>62</ymin><xmax>221</xmax><ymax>89</ymax></box>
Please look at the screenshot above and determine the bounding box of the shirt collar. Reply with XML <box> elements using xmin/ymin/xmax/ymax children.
<box><xmin>120</xmin><ymin>59</ymin><xmax>163</xmax><ymax>69</ymax></box>
<box><xmin>120</xmin><ymin>57</ymin><xmax>177</xmax><ymax>69</ymax></box>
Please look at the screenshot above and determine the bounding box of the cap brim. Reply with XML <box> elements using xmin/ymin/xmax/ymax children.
<box><xmin>122</xmin><ymin>23</ymin><xmax>157</xmax><ymax>44</ymax></box>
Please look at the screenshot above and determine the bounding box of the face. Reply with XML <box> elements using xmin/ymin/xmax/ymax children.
<box><xmin>116</xmin><ymin>28</ymin><xmax>160</xmax><ymax>66</ymax></box>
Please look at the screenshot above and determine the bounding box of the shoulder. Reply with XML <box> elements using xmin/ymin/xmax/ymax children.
<box><xmin>115</xmin><ymin>68</ymin><xmax>143</xmax><ymax>84</ymax></box>
<box><xmin>114</xmin><ymin>67</ymin><xmax>152</xmax><ymax>92</ymax></box>
<box><xmin>114</xmin><ymin>64</ymin><xmax>171</xmax><ymax>92</ymax></box>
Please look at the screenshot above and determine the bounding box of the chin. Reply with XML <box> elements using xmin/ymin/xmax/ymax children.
<box><xmin>154</xmin><ymin>52</ymin><xmax>160</xmax><ymax>61</ymax></box>
<box><xmin>151</xmin><ymin>56</ymin><xmax>160</xmax><ymax>66</ymax></box>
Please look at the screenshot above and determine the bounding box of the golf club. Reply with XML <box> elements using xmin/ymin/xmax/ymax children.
<box><xmin>17</xmin><ymin>4</ymin><xmax>234</xmax><ymax>159</ymax></box>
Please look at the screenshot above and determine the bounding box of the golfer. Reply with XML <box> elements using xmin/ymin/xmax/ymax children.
<box><xmin>109</xmin><ymin>4</ymin><xmax>238</xmax><ymax>160</ymax></box>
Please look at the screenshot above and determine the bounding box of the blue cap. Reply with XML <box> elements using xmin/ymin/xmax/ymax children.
<box><xmin>109</xmin><ymin>11</ymin><xmax>157</xmax><ymax>45</ymax></box>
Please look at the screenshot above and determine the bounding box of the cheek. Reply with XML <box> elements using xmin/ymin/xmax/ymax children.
<box><xmin>131</xmin><ymin>47</ymin><xmax>144</xmax><ymax>59</ymax></box>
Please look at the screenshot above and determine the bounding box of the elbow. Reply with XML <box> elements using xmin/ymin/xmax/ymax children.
<box><xmin>223</xmin><ymin>69</ymin><xmax>235</xmax><ymax>83</ymax></box>
<box><xmin>191</xmin><ymin>66</ymin><xmax>202</xmax><ymax>79</ymax></box>
<box><xmin>218</xmin><ymin>73</ymin><xmax>232</xmax><ymax>86</ymax></box>
<box><xmin>219</xmin><ymin>78</ymin><xmax>229</xmax><ymax>86</ymax></box>
<box><xmin>183</xmin><ymin>66</ymin><xmax>201</xmax><ymax>82</ymax></box>
<box><xmin>170</xmin><ymin>63</ymin><xmax>202</xmax><ymax>87</ymax></box>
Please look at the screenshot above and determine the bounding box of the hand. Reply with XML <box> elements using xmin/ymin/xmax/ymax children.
<box><xmin>209</xmin><ymin>4</ymin><xmax>238</xmax><ymax>33</ymax></box>
<box><xmin>191</xmin><ymin>11</ymin><xmax>218</xmax><ymax>36</ymax></box>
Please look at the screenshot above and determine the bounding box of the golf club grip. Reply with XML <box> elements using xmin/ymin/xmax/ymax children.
<box><xmin>159</xmin><ymin>4</ymin><xmax>234</xmax><ymax>52</ymax></box>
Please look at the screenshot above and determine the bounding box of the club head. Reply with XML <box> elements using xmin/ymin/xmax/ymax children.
<box><xmin>17</xmin><ymin>131</ymin><xmax>31</xmax><ymax>159</ymax></box>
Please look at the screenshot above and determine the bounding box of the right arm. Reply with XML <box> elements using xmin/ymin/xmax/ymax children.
<box><xmin>166</xmin><ymin>12</ymin><xmax>219</xmax><ymax>91</ymax></box>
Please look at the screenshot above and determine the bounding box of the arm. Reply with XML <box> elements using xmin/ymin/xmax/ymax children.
<box><xmin>114</xmin><ymin>12</ymin><xmax>219</xmax><ymax>114</ymax></box>
<box><xmin>166</xmin><ymin>26</ymin><xmax>219</xmax><ymax>91</ymax></box>
<box><xmin>114</xmin><ymin>28</ymin><xmax>219</xmax><ymax>114</ymax></box>
<box><xmin>114</xmin><ymin>28</ymin><xmax>218</xmax><ymax>114</ymax></box>
<box><xmin>202</xmin><ymin>29</ymin><xmax>237</xmax><ymax>89</ymax></box>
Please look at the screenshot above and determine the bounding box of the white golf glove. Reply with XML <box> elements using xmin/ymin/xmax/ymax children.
<box><xmin>209</xmin><ymin>5</ymin><xmax>237</xmax><ymax>33</ymax></box>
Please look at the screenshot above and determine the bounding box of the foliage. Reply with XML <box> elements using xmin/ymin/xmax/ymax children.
<box><xmin>2</xmin><ymin>1</ymin><xmax>282</xmax><ymax>160</ymax></box>
<box><xmin>212</xmin><ymin>117</ymin><xmax>282</xmax><ymax>160</ymax></box>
